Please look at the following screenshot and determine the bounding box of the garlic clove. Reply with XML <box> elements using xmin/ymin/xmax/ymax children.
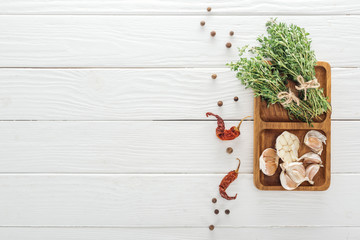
<box><xmin>308</xmin><ymin>137</ymin><xmax>322</xmax><ymax>149</ymax></box>
<box><xmin>293</xmin><ymin>140</ymin><xmax>300</xmax><ymax>150</ymax></box>
<box><xmin>278</xmin><ymin>149</ymin><xmax>285</xmax><ymax>157</ymax></box>
<box><xmin>260</xmin><ymin>148</ymin><xmax>279</xmax><ymax>176</ymax></box>
<box><xmin>279</xmin><ymin>135</ymin><xmax>287</xmax><ymax>145</ymax></box>
<box><xmin>304</xmin><ymin>130</ymin><xmax>327</xmax><ymax>155</ymax></box>
<box><xmin>305</xmin><ymin>164</ymin><xmax>323</xmax><ymax>184</ymax></box>
<box><xmin>283</xmin><ymin>131</ymin><xmax>291</xmax><ymax>140</ymax></box>
<box><xmin>262</xmin><ymin>148</ymin><xmax>276</xmax><ymax>158</ymax></box>
<box><xmin>281</xmin><ymin>162</ymin><xmax>306</xmax><ymax>184</ymax></box>
<box><xmin>290</xmin><ymin>151</ymin><xmax>298</xmax><ymax>162</ymax></box>
<box><xmin>283</xmin><ymin>152</ymin><xmax>292</xmax><ymax>163</ymax></box>
<box><xmin>280</xmin><ymin>170</ymin><xmax>298</xmax><ymax>190</ymax></box>
<box><xmin>298</xmin><ymin>152</ymin><xmax>322</xmax><ymax>165</ymax></box>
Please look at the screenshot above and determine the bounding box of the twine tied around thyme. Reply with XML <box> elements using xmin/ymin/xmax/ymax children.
<box><xmin>277</xmin><ymin>89</ymin><xmax>300</xmax><ymax>106</ymax></box>
<box><xmin>295</xmin><ymin>75</ymin><xmax>320</xmax><ymax>101</ymax></box>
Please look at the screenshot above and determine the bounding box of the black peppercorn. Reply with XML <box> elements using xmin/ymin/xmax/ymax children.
<box><xmin>210</xmin><ymin>31</ymin><xmax>216</xmax><ymax>37</ymax></box>
<box><xmin>217</xmin><ymin>101</ymin><xmax>223</xmax><ymax>107</ymax></box>
<box><xmin>209</xmin><ymin>225</ymin><xmax>215</xmax><ymax>231</ymax></box>
<box><xmin>212</xmin><ymin>198</ymin><xmax>217</xmax><ymax>203</ymax></box>
<box><xmin>211</xmin><ymin>74</ymin><xmax>217</xmax><ymax>79</ymax></box>
<box><xmin>225</xmin><ymin>209</ymin><xmax>230</xmax><ymax>215</ymax></box>
<box><xmin>214</xmin><ymin>209</ymin><xmax>219</xmax><ymax>214</ymax></box>
<box><xmin>226</xmin><ymin>42</ymin><xmax>232</xmax><ymax>48</ymax></box>
<box><xmin>229</xmin><ymin>31</ymin><xmax>234</xmax><ymax>36</ymax></box>
<box><xmin>200</xmin><ymin>21</ymin><xmax>205</xmax><ymax>26</ymax></box>
<box><xmin>226</xmin><ymin>147</ymin><xmax>233</xmax><ymax>154</ymax></box>
<box><xmin>234</xmin><ymin>96</ymin><xmax>239</xmax><ymax>101</ymax></box>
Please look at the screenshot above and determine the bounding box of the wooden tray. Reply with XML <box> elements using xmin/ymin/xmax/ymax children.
<box><xmin>253</xmin><ymin>61</ymin><xmax>331</xmax><ymax>191</ymax></box>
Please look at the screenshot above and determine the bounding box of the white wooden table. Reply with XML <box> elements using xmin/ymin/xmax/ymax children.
<box><xmin>0</xmin><ymin>1</ymin><xmax>359</xmax><ymax>239</ymax></box>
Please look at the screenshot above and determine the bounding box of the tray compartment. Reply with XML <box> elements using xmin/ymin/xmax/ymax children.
<box><xmin>259</xmin><ymin>129</ymin><xmax>327</xmax><ymax>188</ymax></box>
<box><xmin>259</xmin><ymin>65</ymin><xmax>328</xmax><ymax>123</ymax></box>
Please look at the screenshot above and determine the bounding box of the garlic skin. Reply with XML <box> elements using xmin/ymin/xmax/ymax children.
<box><xmin>305</xmin><ymin>164</ymin><xmax>323</xmax><ymax>184</ymax></box>
<box><xmin>275</xmin><ymin>131</ymin><xmax>300</xmax><ymax>163</ymax></box>
<box><xmin>281</xmin><ymin>162</ymin><xmax>306</xmax><ymax>184</ymax></box>
<box><xmin>280</xmin><ymin>162</ymin><xmax>307</xmax><ymax>190</ymax></box>
<box><xmin>260</xmin><ymin>148</ymin><xmax>279</xmax><ymax>176</ymax></box>
<box><xmin>298</xmin><ymin>152</ymin><xmax>322</xmax><ymax>165</ymax></box>
<box><xmin>304</xmin><ymin>130</ymin><xmax>327</xmax><ymax>155</ymax></box>
<box><xmin>280</xmin><ymin>170</ymin><xmax>298</xmax><ymax>190</ymax></box>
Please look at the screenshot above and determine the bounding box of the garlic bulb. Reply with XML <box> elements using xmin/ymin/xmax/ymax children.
<box><xmin>275</xmin><ymin>131</ymin><xmax>300</xmax><ymax>163</ymax></box>
<box><xmin>304</xmin><ymin>130</ymin><xmax>327</xmax><ymax>155</ymax></box>
<box><xmin>305</xmin><ymin>164</ymin><xmax>323</xmax><ymax>184</ymax></box>
<box><xmin>298</xmin><ymin>152</ymin><xmax>322</xmax><ymax>165</ymax></box>
<box><xmin>260</xmin><ymin>148</ymin><xmax>279</xmax><ymax>176</ymax></box>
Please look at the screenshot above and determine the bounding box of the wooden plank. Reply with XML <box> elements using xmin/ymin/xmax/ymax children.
<box><xmin>0</xmin><ymin>68</ymin><xmax>357</xmax><ymax>120</ymax></box>
<box><xmin>0</xmin><ymin>16</ymin><xmax>359</xmax><ymax>67</ymax></box>
<box><xmin>0</xmin><ymin>174</ymin><xmax>358</xmax><ymax>226</ymax></box>
<box><xmin>0</xmin><ymin>121</ymin><xmax>253</xmax><ymax>173</ymax></box>
<box><xmin>0</xmin><ymin>68</ymin><xmax>251</xmax><ymax>120</ymax></box>
<box><xmin>0</xmin><ymin>0</ymin><xmax>359</xmax><ymax>15</ymax></box>
<box><xmin>0</xmin><ymin>227</ymin><xmax>359</xmax><ymax>240</ymax></box>
<box><xmin>332</xmin><ymin>68</ymin><xmax>360</xmax><ymax>119</ymax></box>
<box><xmin>0</xmin><ymin>121</ymin><xmax>357</xmax><ymax>173</ymax></box>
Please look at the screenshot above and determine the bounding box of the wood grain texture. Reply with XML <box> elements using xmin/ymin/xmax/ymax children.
<box><xmin>0</xmin><ymin>16</ymin><xmax>359</xmax><ymax>67</ymax></box>
<box><xmin>0</xmin><ymin>227</ymin><xmax>359</xmax><ymax>240</ymax></box>
<box><xmin>0</xmin><ymin>121</ymin><xmax>357</xmax><ymax>174</ymax></box>
<box><xmin>0</xmin><ymin>0</ymin><xmax>359</xmax><ymax>14</ymax></box>
<box><xmin>0</xmin><ymin>68</ymin><xmax>358</xmax><ymax>120</ymax></box>
<box><xmin>332</xmin><ymin>68</ymin><xmax>360</xmax><ymax>119</ymax></box>
<box><xmin>0</xmin><ymin>68</ymin><xmax>251</xmax><ymax>120</ymax></box>
<box><xmin>254</xmin><ymin>62</ymin><xmax>331</xmax><ymax>191</ymax></box>
<box><xmin>0</xmin><ymin>174</ymin><xmax>358</xmax><ymax>226</ymax></box>
<box><xmin>0</xmin><ymin>121</ymin><xmax>360</xmax><ymax>173</ymax></box>
<box><xmin>0</xmin><ymin>0</ymin><xmax>358</xmax><ymax>234</ymax></box>
<box><xmin>0</xmin><ymin>121</ymin><xmax>252</xmax><ymax>173</ymax></box>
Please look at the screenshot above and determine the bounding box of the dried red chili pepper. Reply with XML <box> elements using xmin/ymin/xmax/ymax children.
<box><xmin>206</xmin><ymin>112</ymin><xmax>251</xmax><ymax>140</ymax></box>
<box><xmin>219</xmin><ymin>158</ymin><xmax>241</xmax><ymax>200</ymax></box>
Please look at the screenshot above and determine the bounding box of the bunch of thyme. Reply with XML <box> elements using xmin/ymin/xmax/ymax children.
<box><xmin>254</xmin><ymin>19</ymin><xmax>331</xmax><ymax>116</ymax></box>
<box><xmin>228</xmin><ymin>47</ymin><xmax>317</xmax><ymax>124</ymax></box>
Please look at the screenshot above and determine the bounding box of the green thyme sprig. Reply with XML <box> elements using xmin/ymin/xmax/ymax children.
<box><xmin>228</xmin><ymin>46</ymin><xmax>317</xmax><ymax>124</ymax></box>
<box><xmin>255</xmin><ymin>19</ymin><xmax>331</xmax><ymax>116</ymax></box>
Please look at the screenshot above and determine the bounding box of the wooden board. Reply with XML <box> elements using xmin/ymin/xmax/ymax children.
<box><xmin>0</xmin><ymin>120</ymin><xmax>358</xmax><ymax>174</ymax></box>
<box><xmin>0</xmin><ymin>174</ymin><xmax>358</xmax><ymax>226</ymax></box>
<box><xmin>0</xmin><ymin>68</ymin><xmax>358</xmax><ymax>120</ymax></box>
<box><xmin>1</xmin><ymin>0</ymin><xmax>359</xmax><ymax>14</ymax></box>
<box><xmin>0</xmin><ymin>16</ymin><xmax>359</xmax><ymax>68</ymax></box>
<box><xmin>0</xmin><ymin>0</ymin><xmax>359</xmax><ymax>237</ymax></box>
<box><xmin>0</xmin><ymin>227</ymin><xmax>360</xmax><ymax>240</ymax></box>
<box><xmin>254</xmin><ymin>61</ymin><xmax>331</xmax><ymax>191</ymax></box>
